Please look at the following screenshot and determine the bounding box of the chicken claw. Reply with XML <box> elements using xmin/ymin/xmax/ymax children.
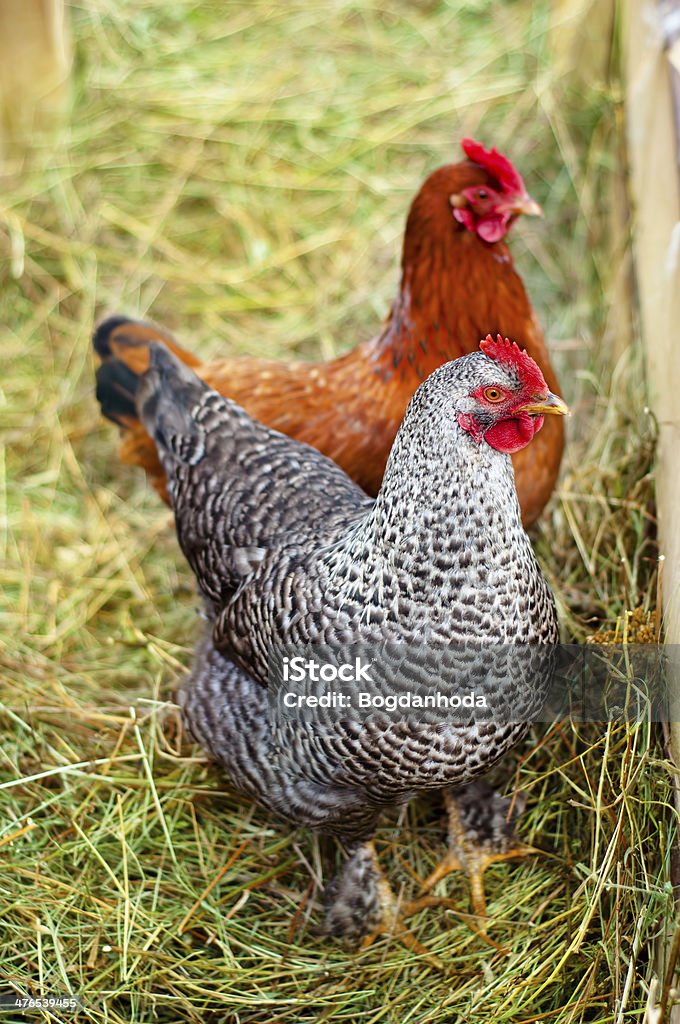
<box><xmin>421</xmin><ymin>781</ymin><xmax>537</xmax><ymax>938</ymax></box>
<box><xmin>322</xmin><ymin>841</ymin><xmax>456</xmax><ymax>970</ymax></box>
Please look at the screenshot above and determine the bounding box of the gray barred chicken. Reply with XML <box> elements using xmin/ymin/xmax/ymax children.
<box><xmin>135</xmin><ymin>334</ymin><xmax>567</xmax><ymax>962</ymax></box>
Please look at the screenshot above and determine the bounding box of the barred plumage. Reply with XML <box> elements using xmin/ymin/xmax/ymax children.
<box><xmin>136</xmin><ymin>338</ymin><xmax>566</xmax><ymax>949</ymax></box>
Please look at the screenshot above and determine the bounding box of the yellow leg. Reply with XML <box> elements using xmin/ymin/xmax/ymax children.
<box><xmin>324</xmin><ymin>840</ymin><xmax>456</xmax><ymax>970</ymax></box>
<box><xmin>358</xmin><ymin>843</ymin><xmax>458</xmax><ymax>969</ymax></box>
<box><xmin>421</xmin><ymin>787</ymin><xmax>537</xmax><ymax>937</ymax></box>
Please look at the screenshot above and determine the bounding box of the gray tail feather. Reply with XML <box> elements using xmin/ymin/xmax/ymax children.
<box><xmin>137</xmin><ymin>344</ymin><xmax>210</xmax><ymax>463</ymax></box>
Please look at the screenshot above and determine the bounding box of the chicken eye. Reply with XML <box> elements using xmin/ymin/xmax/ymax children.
<box><xmin>476</xmin><ymin>189</ymin><xmax>488</xmax><ymax>200</ymax></box>
<box><xmin>484</xmin><ymin>387</ymin><xmax>504</xmax><ymax>402</ymax></box>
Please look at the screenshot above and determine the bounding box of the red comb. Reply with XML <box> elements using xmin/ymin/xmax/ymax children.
<box><xmin>480</xmin><ymin>334</ymin><xmax>546</xmax><ymax>391</ymax></box>
<box><xmin>461</xmin><ymin>138</ymin><xmax>526</xmax><ymax>196</ymax></box>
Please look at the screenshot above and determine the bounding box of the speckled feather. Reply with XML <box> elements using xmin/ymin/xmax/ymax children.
<box><xmin>139</xmin><ymin>344</ymin><xmax>558</xmax><ymax>844</ymax></box>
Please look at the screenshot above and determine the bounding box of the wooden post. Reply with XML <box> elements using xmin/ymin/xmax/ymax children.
<box><xmin>0</xmin><ymin>0</ymin><xmax>71</xmax><ymax>162</ymax></box>
<box><xmin>625</xmin><ymin>0</ymin><xmax>680</xmax><ymax>700</ymax></box>
<box><xmin>549</xmin><ymin>0</ymin><xmax>617</xmax><ymax>83</ymax></box>
<box><xmin>550</xmin><ymin>0</ymin><xmax>635</xmax><ymax>360</ymax></box>
<box><xmin>625</xmin><ymin>1</ymin><xmax>680</xmax><ymax>1020</ymax></box>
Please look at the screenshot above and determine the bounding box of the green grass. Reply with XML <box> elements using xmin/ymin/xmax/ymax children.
<box><xmin>0</xmin><ymin>0</ymin><xmax>673</xmax><ymax>1021</ymax></box>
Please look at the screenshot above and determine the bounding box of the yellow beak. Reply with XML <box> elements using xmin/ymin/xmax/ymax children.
<box><xmin>518</xmin><ymin>392</ymin><xmax>569</xmax><ymax>416</ymax></box>
<box><xmin>512</xmin><ymin>195</ymin><xmax>543</xmax><ymax>218</ymax></box>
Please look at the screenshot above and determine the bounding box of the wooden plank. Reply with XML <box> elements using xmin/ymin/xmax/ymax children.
<box><xmin>625</xmin><ymin>1</ymin><xmax>680</xmax><ymax>1019</ymax></box>
<box><xmin>550</xmin><ymin>0</ymin><xmax>635</xmax><ymax>360</ymax></box>
<box><xmin>550</xmin><ymin>0</ymin><xmax>617</xmax><ymax>83</ymax></box>
<box><xmin>626</xmin><ymin>0</ymin><xmax>680</xmax><ymax>672</ymax></box>
<box><xmin>0</xmin><ymin>0</ymin><xmax>71</xmax><ymax>161</ymax></box>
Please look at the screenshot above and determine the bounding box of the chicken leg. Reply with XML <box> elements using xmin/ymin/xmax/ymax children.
<box><xmin>322</xmin><ymin>840</ymin><xmax>457</xmax><ymax>969</ymax></box>
<box><xmin>421</xmin><ymin>781</ymin><xmax>536</xmax><ymax>937</ymax></box>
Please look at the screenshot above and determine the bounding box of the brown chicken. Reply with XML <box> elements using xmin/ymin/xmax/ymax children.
<box><xmin>94</xmin><ymin>138</ymin><xmax>563</xmax><ymax>525</ymax></box>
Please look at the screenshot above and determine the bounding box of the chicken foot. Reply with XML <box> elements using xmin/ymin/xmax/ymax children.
<box><xmin>420</xmin><ymin>781</ymin><xmax>537</xmax><ymax>938</ymax></box>
<box><xmin>321</xmin><ymin>840</ymin><xmax>456</xmax><ymax>969</ymax></box>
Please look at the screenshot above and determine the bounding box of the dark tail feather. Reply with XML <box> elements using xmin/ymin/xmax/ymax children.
<box><xmin>137</xmin><ymin>344</ymin><xmax>211</xmax><ymax>465</ymax></box>
<box><xmin>93</xmin><ymin>315</ymin><xmax>202</xmax><ymax>426</ymax></box>
<box><xmin>93</xmin><ymin>315</ymin><xmax>201</xmax><ymax>366</ymax></box>
<box><xmin>93</xmin><ymin>315</ymin><xmax>141</xmax><ymax>360</ymax></box>
<box><xmin>95</xmin><ymin>361</ymin><xmax>140</xmax><ymax>425</ymax></box>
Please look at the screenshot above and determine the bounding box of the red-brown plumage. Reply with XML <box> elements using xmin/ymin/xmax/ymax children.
<box><xmin>94</xmin><ymin>139</ymin><xmax>564</xmax><ymax>525</ymax></box>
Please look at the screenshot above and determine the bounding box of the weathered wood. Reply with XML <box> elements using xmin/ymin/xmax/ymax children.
<box><xmin>625</xmin><ymin>1</ymin><xmax>680</xmax><ymax>1019</ymax></box>
<box><xmin>626</xmin><ymin>0</ymin><xmax>680</xmax><ymax>680</ymax></box>
<box><xmin>0</xmin><ymin>0</ymin><xmax>71</xmax><ymax>161</ymax></box>
<box><xmin>550</xmin><ymin>0</ymin><xmax>635</xmax><ymax>360</ymax></box>
<box><xmin>550</xmin><ymin>0</ymin><xmax>617</xmax><ymax>83</ymax></box>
